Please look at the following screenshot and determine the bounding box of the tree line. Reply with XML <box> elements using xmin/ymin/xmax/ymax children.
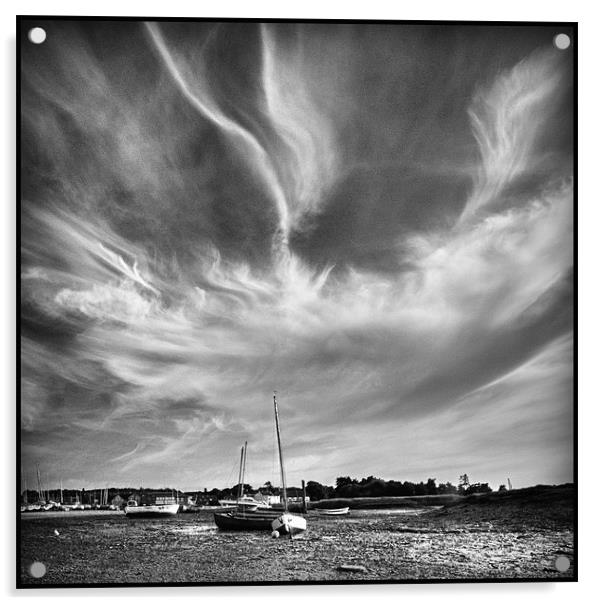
<box><xmin>304</xmin><ymin>475</ymin><xmax>493</xmax><ymax>500</ymax></box>
<box><xmin>201</xmin><ymin>474</ymin><xmax>494</xmax><ymax>502</ymax></box>
<box><xmin>21</xmin><ymin>474</ymin><xmax>496</xmax><ymax>505</ymax></box>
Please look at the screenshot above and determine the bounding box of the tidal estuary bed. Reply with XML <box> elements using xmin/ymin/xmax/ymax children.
<box><xmin>19</xmin><ymin>499</ymin><xmax>574</xmax><ymax>585</ymax></box>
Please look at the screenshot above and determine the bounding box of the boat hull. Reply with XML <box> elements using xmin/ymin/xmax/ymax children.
<box><xmin>214</xmin><ymin>509</ymin><xmax>283</xmax><ymax>531</ymax></box>
<box><xmin>125</xmin><ymin>503</ymin><xmax>179</xmax><ymax>517</ymax></box>
<box><xmin>218</xmin><ymin>500</ymin><xmax>260</xmax><ymax>511</ymax></box>
<box><xmin>317</xmin><ymin>507</ymin><xmax>350</xmax><ymax>516</ymax></box>
<box><xmin>272</xmin><ymin>513</ymin><xmax>307</xmax><ymax>536</ymax></box>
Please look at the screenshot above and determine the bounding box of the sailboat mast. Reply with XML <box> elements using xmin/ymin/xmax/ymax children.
<box><xmin>60</xmin><ymin>479</ymin><xmax>63</xmax><ymax>505</ymax></box>
<box><xmin>273</xmin><ymin>392</ymin><xmax>288</xmax><ymax>512</ymax></box>
<box><xmin>36</xmin><ymin>464</ymin><xmax>42</xmax><ymax>502</ymax></box>
<box><xmin>241</xmin><ymin>441</ymin><xmax>248</xmax><ymax>497</ymax></box>
<box><xmin>237</xmin><ymin>445</ymin><xmax>244</xmax><ymax>500</ymax></box>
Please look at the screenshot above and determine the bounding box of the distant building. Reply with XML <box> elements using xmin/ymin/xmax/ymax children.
<box><xmin>128</xmin><ymin>490</ymin><xmax>179</xmax><ymax>506</ymax></box>
<box><xmin>194</xmin><ymin>489</ymin><xmax>218</xmax><ymax>506</ymax></box>
<box><xmin>111</xmin><ymin>494</ymin><xmax>125</xmax><ymax>509</ymax></box>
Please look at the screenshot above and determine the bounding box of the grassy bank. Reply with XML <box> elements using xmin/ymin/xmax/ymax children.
<box><xmin>309</xmin><ymin>494</ymin><xmax>463</xmax><ymax>510</ymax></box>
<box><xmin>426</xmin><ymin>483</ymin><xmax>575</xmax><ymax>531</ymax></box>
<box><xmin>308</xmin><ymin>484</ymin><xmax>574</xmax><ymax>519</ymax></box>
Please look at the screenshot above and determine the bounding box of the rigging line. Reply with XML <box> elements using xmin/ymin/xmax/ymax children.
<box><xmin>225</xmin><ymin>455</ymin><xmax>240</xmax><ymax>491</ymax></box>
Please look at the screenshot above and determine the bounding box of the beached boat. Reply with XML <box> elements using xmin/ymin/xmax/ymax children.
<box><xmin>317</xmin><ymin>507</ymin><xmax>350</xmax><ymax>516</ymax></box>
<box><xmin>217</xmin><ymin>494</ymin><xmax>266</xmax><ymax>511</ymax></box>
<box><xmin>214</xmin><ymin>393</ymin><xmax>307</xmax><ymax>537</ymax></box>
<box><xmin>270</xmin><ymin>393</ymin><xmax>306</xmax><ymax>537</ymax></box>
<box><xmin>214</xmin><ymin>507</ymin><xmax>283</xmax><ymax>530</ymax></box>
<box><xmin>124</xmin><ymin>500</ymin><xmax>179</xmax><ymax>518</ymax></box>
<box><xmin>216</xmin><ymin>442</ymin><xmax>268</xmax><ymax>511</ymax></box>
<box><xmin>214</xmin><ymin>441</ymin><xmax>275</xmax><ymax>529</ymax></box>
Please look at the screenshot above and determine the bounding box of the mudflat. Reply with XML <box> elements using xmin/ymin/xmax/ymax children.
<box><xmin>19</xmin><ymin>485</ymin><xmax>574</xmax><ymax>585</ymax></box>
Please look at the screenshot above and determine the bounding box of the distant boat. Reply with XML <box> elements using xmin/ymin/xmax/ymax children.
<box><xmin>218</xmin><ymin>495</ymin><xmax>268</xmax><ymax>511</ymax></box>
<box><xmin>214</xmin><ymin>394</ymin><xmax>307</xmax><ymax>537</ymax></box>
<box><xmin>317</xmin><ymin>507</ymin><xmax>350</xmax><ymax>516</ymax></box>
<box><xmin>20</xmin><ymin>501</ymin><xmax>46</xmax><ymax>512</ymax></box>
<box><xmin>124</xmin><ymin>499</ymin><xmax>179</xmax><ymax>518</ymax></box>
<box><xmin>217</xmin><ymin>442</ymin><xmax>271</xmax><ymax>511</ymax></box>
<box><xmin>218</xmin><ymin>499</ymin><xmax>255</xmax><ymax>509</ymax></box>
<box><xmin>214</xmin><ymin>442</ymin><xmax>277</xmax><ymax>530</ymax></box>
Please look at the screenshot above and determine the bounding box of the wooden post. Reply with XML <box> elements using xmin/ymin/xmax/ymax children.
<box><xmin>301</xmin><ymin>480</ymin><xmax>307</xmax><ymax>513</ymax></box>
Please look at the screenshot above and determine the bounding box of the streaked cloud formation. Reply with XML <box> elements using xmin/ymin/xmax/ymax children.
<box><xmin>20</xmin><ymin>21</ymin><xmax>573</xmax><ymax>491</ymax></box>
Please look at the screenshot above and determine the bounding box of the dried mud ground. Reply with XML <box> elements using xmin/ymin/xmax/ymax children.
<box><xmin>19</xmin><ymin>485</ymin><xmax>574</xmax><ymax>585</ymax></box>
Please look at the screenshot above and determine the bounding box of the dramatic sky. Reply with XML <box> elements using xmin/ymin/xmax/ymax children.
<box><xmin>20</xmin><ymin>20</ymin><xmax>574</xmax><ymax>492</ymax></box>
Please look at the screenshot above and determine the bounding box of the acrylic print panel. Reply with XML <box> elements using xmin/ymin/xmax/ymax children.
<box><xmin>18</xmin><ymin>17</ymin><xmax>575</xmax><ymax>586</ymax></box>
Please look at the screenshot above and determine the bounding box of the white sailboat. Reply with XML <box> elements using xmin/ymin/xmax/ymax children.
<box><xmin>270</xmin><ymin>392</ymin><xmax>307</xmax><ymax>537</ymax></box>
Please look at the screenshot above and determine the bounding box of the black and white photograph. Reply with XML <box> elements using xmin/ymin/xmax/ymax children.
<box><xmin>18</xmin><ymin>17</ymin><xmax>575</xmax><ymax>586</ymax></box>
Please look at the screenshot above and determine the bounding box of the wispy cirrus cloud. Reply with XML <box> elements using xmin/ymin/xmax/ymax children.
<box><xmin>20</xmin><ymin>22</ymin><xmax>572</xmax><ymax>490</ymax></box>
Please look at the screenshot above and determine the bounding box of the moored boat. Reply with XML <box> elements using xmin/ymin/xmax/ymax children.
<box><xmin>214</xmin><ymin>442</ymin><xmax>271</xmax><ymax>529</ymax></box>
<box><xmin>270</xmin><ymin>393</ymin><xmax>307</xmax><ymax>538</ymax></box>
<box><xmin>125</xmin><ymin>500</ymin><xmax>179</xmax><ymax>518</ymax></box>
<box><xmin>217</xmin><ymin>494</ymin><xmax>267</xmax><ymax>511</ymax></box>
<box><xmin>214</xmin><ymin>508</ymin><xmax>282</xmax><ymax>530</ymax></box>
<box><xmin>214</xmin><ymin>393</ymin><xmax>307</xmax><ymax>537</ymax></box>
<box><xmin>317</xmin><ymin>507</ymin><xmax>350</xmax><ymax>516</ymax></box>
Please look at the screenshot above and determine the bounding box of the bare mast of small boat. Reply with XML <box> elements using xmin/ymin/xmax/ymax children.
<box><xmin>22</xmin><ymin>466</ymin><xmax>28</xmax><ymax>505</ymax></box>
<box><xmin>36</xmin><ymin>464</ymin><xmax>43</xmax><ymax>503</ymax></box>
<box><xmin>273</xmin><ymin>392</ymin><xmax>288</xmax><ymax>512</ymax></box>
<box><xmin>237</xmin><ymin>445</ymin><xmax>244</xmax><ymax>500</ymax></box>
<box><xmin>238</xmin><ymin>441</ymin><xmax>248</xmax><ymax>503</ymax></box>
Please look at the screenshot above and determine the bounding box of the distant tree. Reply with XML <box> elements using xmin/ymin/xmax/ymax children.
<box><xmin>465</xmin><ymin>482</ymin><xmax>492</xmax><ymax>495</ymax></box>
<box><xmin>401</xmin><ymin>481</ymin><xmax>415</xmax><ymax>496</ymax></box>
<box><xmin>231</xmin><ymin>483</ymin><xmax>253</xmax><ymax>495</ymax></box>
<box><xmin>324</xmin><ymin>485</ymin><xmax>336</xmax><ymax>499</ymax></box>
<box><xmin>335</xmin><ymin>476</ymin><xmax>359</xmax><ymax>496</ymax></box>
<box><xmin>414</xmin><ymin>481</ymin><xmax>426</xmax><ymax>496</ymax></box>
<box><xmin>386</xmin><ymin>480</ymin><xmax>403</xmax><ymax>496</ymax></box>
<box><xmin>335</xmin><ymin>476</ymin><xmax>354</xmax><ymax>489</ymax></box>
<box><xmin>498</xmin><ymin>484</ymin><xmax>507</xmax><ymax>492</ymax></box>
<box><xmin>437</xmin><ymin>482</ymin><xmax>458</xmax><ymax>495</ymax></box>
<box><xmin>426</xmin><ymin>478</ymin><xmax>437</xmax><ymax>495</ymax></box>
<box><xmin>362</xmin><ymin>478</ymin><xmax>387</xmax><ymax>497</ymax></box>
<box><xmin>305</xmin><ymin>481</ymin><xmax>328</xmax><ymax>501</ymax></box>
<box><xmin>360</xmin><ymin>476</ymin><xmax>378</xmax><ymax>486</ymax></box>
<box><xmin>338</xmin><ymin>482</ymin><xmax>361</xmax><ymax>498</ymax></box>
<box><xmin>458</xmin><ymin>474</ymin><xmax>470</xmax><ymax>493</ymax></box>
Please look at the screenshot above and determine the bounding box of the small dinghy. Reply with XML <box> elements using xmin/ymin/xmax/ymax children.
<box><xmin>317</xmin><ymin>507</ymin><xmax>350</xmax><ymax>516</ymax></box>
